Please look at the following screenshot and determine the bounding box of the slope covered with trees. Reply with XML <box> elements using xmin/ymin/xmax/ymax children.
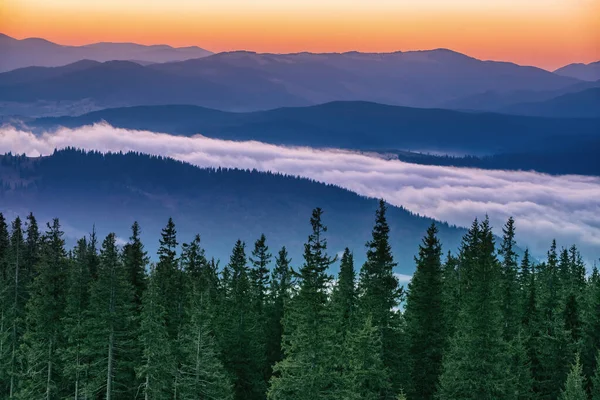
<box><xmin>0</xmin><ymin>149</ymin><xmax>465</xmax><ymax>271</ymax></box>
<box><xmin>0</xmin><ymin>202</ymin><xmax>596</xmax><ymax>399</ymax></box>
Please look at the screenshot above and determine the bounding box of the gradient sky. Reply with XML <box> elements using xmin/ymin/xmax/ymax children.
<box><xmin>2</xmin><ymin>0</ymin><xmax>599</xmax><ymax>70</ymax></box>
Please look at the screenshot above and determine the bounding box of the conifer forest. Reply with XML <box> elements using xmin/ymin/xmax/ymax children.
<box><xmin>0</xmin><ymin>201</ymin><xmax>597</xmax><ymax>400</ymax></box>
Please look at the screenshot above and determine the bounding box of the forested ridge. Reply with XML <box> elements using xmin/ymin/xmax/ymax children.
<box><xmin>0</xmin><ymin>149</ymin><xmax>464</xmax><ymax>270</ymax></box>
<box><xmin>0</xmin><ymin>202</ymin><xmax>597</xmax><ymax>399</ymax></box>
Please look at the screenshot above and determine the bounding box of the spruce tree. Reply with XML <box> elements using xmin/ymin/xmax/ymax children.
<box><xmin>499</xmin><ymin>217</ymin><xmax>520</xmax><ymax>341</ymax></box>
<box><xmin>509</xmin><ymin>330</ymin><xmax>535</xmax><ymax>400</ymax></box>
<box><xmin>441</xmin><ymin>252</ymin><xmax>460</xmax><ymax>343</ymax></box>
<box><xmin>84</xmin><ymin>233</ymin><xmax>137</xmax><ymax>399</ymax></box>
<box><xmin>250</xmin><ymin>234</ymin><xmax>272</xmax><ymax>314</ymax></box>
<box><xmin>591</xmin><ymin>351</ymin><xmax>600</xmax><ymax>400</ymax></box>
<box><xmin>61</xmin><ymin>238</ymin><xmax>92</xmax><ymax>399</ymax></box>
<box><xmin>139</xmin><ymin>265</ymin><xmax>175</xmax><ymax>400</ymax></box>
<box><xmin>180</xmin><ymin>234</ymin><xmax>208</xmax><ymax>288</ymax></box>
<box><xmin>404</xmin><ymin>223</ymin><xmax>444</xmax><ymax>400</ymax></box>
<box><xmin>122</xmin><ymin>221</ymin><xmax>148</xmax><ymax>310</ymax></box>
<box><xmin>347</xmin><ymin>316</ymin><xmax>392</xmax><ymax>400</ymax></box>
<box><xmin>532</xmin><ymin>240</ymin><xmax>573</xmax><ymax>399</ymax></box>
<box><xmin>176</xmin><ymin>285</ymin><xmax>234</xmax><ymax>400</ymax></box>
<box><xmin>220</xmin><ymin>240</ymin><xmax>266</xmax><ymax>400</ymax></box>
<box><xmin>250</xmin><ymin>234</ymin><xmax>272</xmax><ymax>385</ymax></box>
<box><xmin>23</xmin><ymin>213</ymin><xmax>41</xmax><ymax>283</ymax></box>
<box><xmin>3</xmin><ymin>217</ymin><xmax>25</xmax><ymax>398</ymax></box>
<box><xmin>331</xmin><ymin>248</ymin><xmax>356</xmax><ymax>337</ymax></box>
<box><xmin>358</xmin><ymin>200</ymin><xmax>403</xmax><ymax>393</ymax></box>
<box><xmin>0</xmin><ymin>213</ymin><xmax>10</xmax><ymax>395</ymax></box>
<box><xmin>266</xmin><ymin>247</ymin><xmax>292</xmax><ymax>373</ymax></box>
<box><xmin>269</xmin><ymin>208</ymin><xmax>349</xmax><ymax>400</ymax></box>
<box><xmin>559</xmin><ymin>355</ymin><xmax>587</xmax><ymax>400</ymax></box>
<box><xmin>438</xmin><ymin>217</ymin><xmax>512</xmax><ymax>399</ymax></box>
<box><xmin>583</xmin><ymin>264</ymin><xmax>600</xmax><ymax>390</ymax></box>
<box><xmin>19</xmin><ymin>219</ymin><xmax>68</xmax><ymax>399</ymax></box>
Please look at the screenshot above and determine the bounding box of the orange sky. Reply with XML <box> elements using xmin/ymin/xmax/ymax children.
<box><xmin>1</xmin><ymin>0</ymin><xmax>599</xmax><ymax>70</ymax></box>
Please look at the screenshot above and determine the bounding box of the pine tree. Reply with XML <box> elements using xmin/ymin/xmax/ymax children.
<box><xmin>19</xmin><ymin>219</ymin><xmax>68</xmax><ymax>399</ymax></box>
<box><xmin>358</xmin><ymin>200</ymin><xmax>403</xmax><ymax>393</ymax></box>
<box><xmin>438</xmin><ymin>217</ymin><xmax>512</xmax><ymax>399</ymax></box>
<box><xmin>61</xmin><ymin>238</ymin><xmax>92</xmax><ymax>399</ymax></box>
<box><xmin>122</xmin><ymin>221</ymin><xmax>148</xmax><ymax>310</ymax></box>
<box><xmin>268</xmin><ymin>208</ymin><xmax>349</xmax><ymax>400</ymax></box>
<box><xmin>559</xmin><ymin>355</ymin><xmax>586</xmax><ymax>400</ymax></box>
<box><xmin>404</xmin><ymin>223</ymin><xmax>444</xmax><ymax>400</ymax></box>
<box><xmin>138</xmin><ymin>266</ymin><xmax>175</xmax><ymax>400</ymax></box>
<box><xmin>84</xmin><ymin>233</ymin><xmax>137</xmax><ymax>399</ymax></box>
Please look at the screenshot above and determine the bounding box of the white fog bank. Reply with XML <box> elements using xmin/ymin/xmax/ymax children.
<box><xmin>2</xmin><ymin>123</ymin><xmax>599</xmax><ymax>262</ymax></box>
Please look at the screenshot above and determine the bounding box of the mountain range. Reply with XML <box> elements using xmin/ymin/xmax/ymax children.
<box><xmin>0</xmin><ymin>33</ymin><xmax>212</xmax><ymax>72</ymax></box>
<box><xmin>0</xmin><ymin>47</ymin><xmax>592</xmax><ymax>115</ymax></box>
<box><xmin>0</xmin><ymin>149</ymin><xmax>466</xmax><ymax>273</ymax></box>
<box><xmin>554</xmin><ymin>61</ymin><xmax>600</xmax><ymax>81</ymax></box>
<box><xmin>28</xmin><ymin>102</ymin><xmax>600</xmax><ymax>157</ymax></box>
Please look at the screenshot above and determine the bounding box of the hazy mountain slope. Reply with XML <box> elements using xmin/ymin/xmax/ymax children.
<box><xmin>0</xmin><ymin>33</ymin><xmax>212</xmax><ymax>72</ymax></box>
<box><xmin>0</xmin><ymin>149</ymin><xmax>465</xmax><ymax>273</ymax></box>
<box><xmin>554</xmin><ymin>61</ymin><xmax>600</xmax><ymax>81</ymax></box>
<box><xmin>0</xmin><ymin>49</ymin><xmax>581</xmax><ymax>112</ymax></box>
<box><xmin>441</xmin><ymin>80</ymin><xmax>600</xmax><ymax>111</ymax></box>
<box><xmin>500</xmin><ymin>88</ymin><xmax>600</xmax><ymax>118</ymax></box>
<box><xmin>0</xmin><ymin>60</ymin><xmax>308</xmax><ymax>110</ymax></box>
<box><xmin>32</xmin><ymin>102</ymin><xmax>600</xmax><ymax>156</ymax></box>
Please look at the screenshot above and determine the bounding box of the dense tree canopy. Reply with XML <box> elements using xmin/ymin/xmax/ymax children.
<box><xmin>0</xmin><ymin>206</ymin><xmax>595</xmax><ymax>399</ymax></box>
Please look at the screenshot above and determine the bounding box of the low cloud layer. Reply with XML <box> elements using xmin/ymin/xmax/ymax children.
<box><xmin>2</xmin><ymin>123</ymin><xmax>600</xmax><ymax>262</ymax></box>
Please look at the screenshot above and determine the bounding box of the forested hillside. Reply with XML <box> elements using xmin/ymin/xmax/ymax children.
<box><xmin>0</xmin><ymin>204</ymin><xmax>596</xmax><ymax>399</ymax></box>
<box><xmin>0</xmin><ymin>149</ymin><xmax>464</xmax><ymax>270</ymax></box>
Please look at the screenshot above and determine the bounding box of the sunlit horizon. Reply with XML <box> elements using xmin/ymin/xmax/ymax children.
<box><xmin>2</xmin><ymin>0</ymin><xmax>599</xmax><ymax>70</ymax></box>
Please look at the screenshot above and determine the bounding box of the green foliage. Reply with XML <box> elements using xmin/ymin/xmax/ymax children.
<box><xmin>559</xmin><ymin>355</ymin><xmax>587</xmax><ymax>400</ymax></box>
<box><xmin>405</xmin><ymin>223</ymin><xmax>444</xmax><ymax>400</ymax></box>
<box><xmin>19</xmin><ymin>219</ymin><xmax>68</xmax><ymax>399</ymax></box>
<box><xmin>138</xmin><ymin>267</ymin><xmax>175</xmax><ymax>400</ymax></box>
<box><xmin>358</xmin><ymin>200</ymin><xmax>403</xmax><ymax>394</ymax></box>
<box><xmin>0</xmin><ymin>210</ymin><xmax>596</xmax><ymax>400</ymax></box>
<box><xmin>268</xmin><ymin>208</ymin><xmax>348</xmax><ymax>400</ymax></box>
<box><xmin>438</xmin><ymin>218</ymin><xmax>513</xmax><ymax>400</ymax></box>
<box><xmin>84</xmin><ymin>232</ymin><xmax>137</xmax><ymax>398</ymax></box>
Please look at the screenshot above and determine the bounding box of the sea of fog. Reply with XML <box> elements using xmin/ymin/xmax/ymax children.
<box><xmin>2</xmin><ymin>123</ymin><xmax>599</xmax><ymax>264</ymax></box>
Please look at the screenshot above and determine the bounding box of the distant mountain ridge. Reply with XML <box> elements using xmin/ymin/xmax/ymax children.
<box><xmin>500</xmin><ymin>88</ymin><xmax>600</xmax><ymax>118</ymax></box>
<box><xmin>0</xmin><ymin>46</ymin><xmax>582</xmax><ymax>113</ymax></box>
<box><xmin>30</xmin><ymin>101</ymin><xmax>600</xmax><ymax>157</ymax></box>
<box><xmin>0</xmin><ymin>33</ymin><xmax>213</xmax><ymax>72</ymax></box>
<box><xmin>554</xmin><ymin>61</ymin><xmax>600</xmax><ymax>81</ymax></box>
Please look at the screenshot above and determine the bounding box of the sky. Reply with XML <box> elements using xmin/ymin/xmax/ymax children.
<box><xmin>2</xmin><ymin>0</ymin><xmax>599</xmax><ymax>70</ymax></box>
<box><xmin>2</xmin><ymin>123</ymin><xmax>599</xmax><ymax>263</ymax></box>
